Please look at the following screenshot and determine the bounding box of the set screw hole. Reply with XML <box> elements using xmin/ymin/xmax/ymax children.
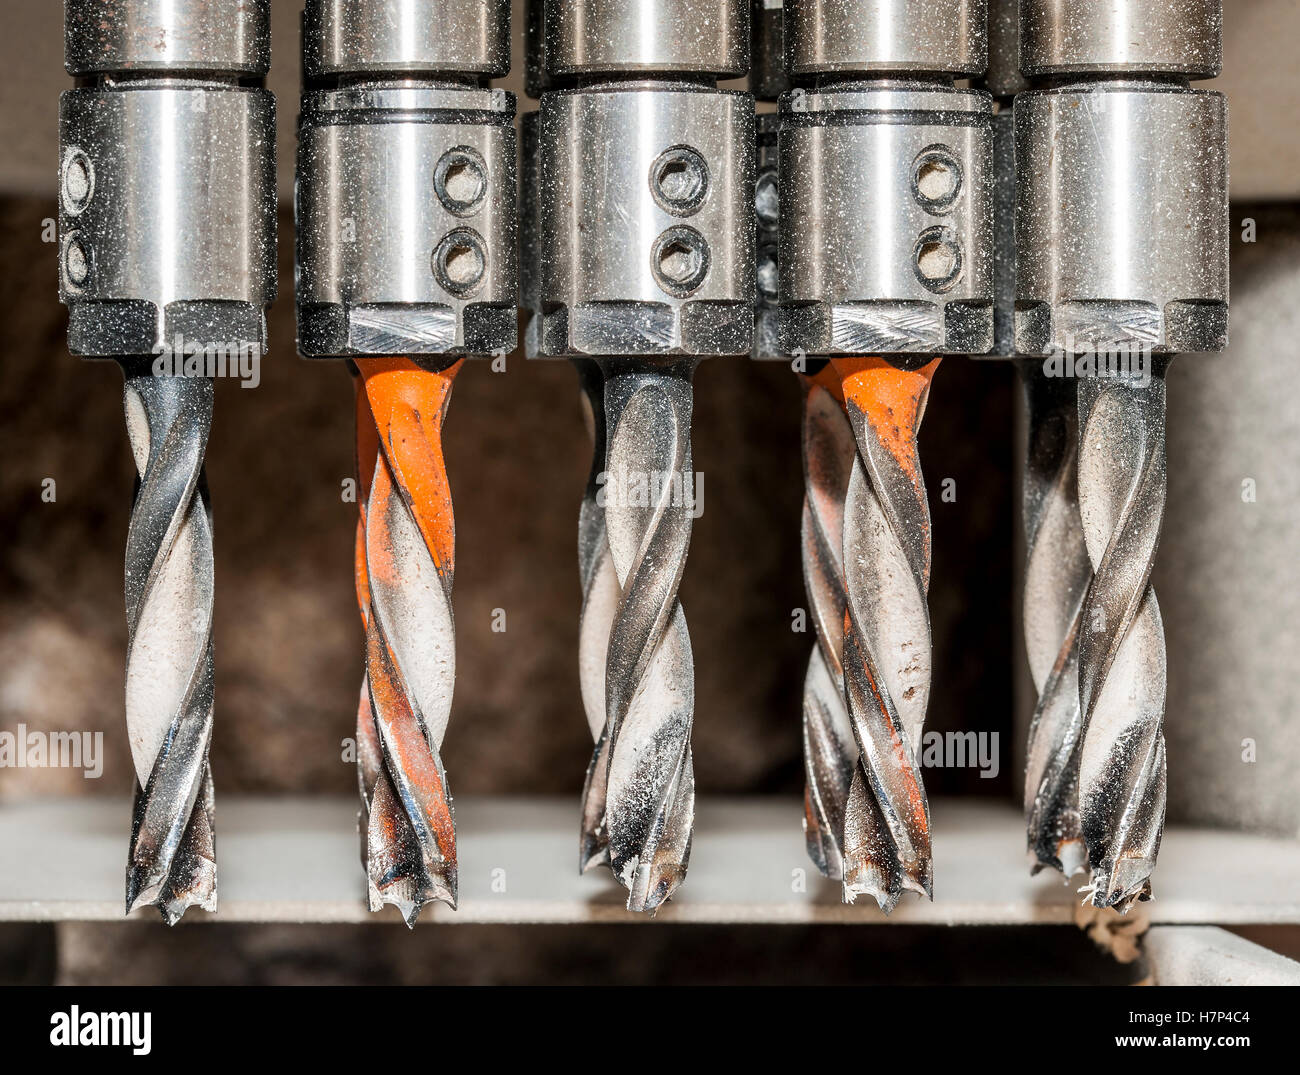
<box><xmin>651</xmin><ymin>146</ymin><xmax>710</xmax><ymax>216</ymax></box>
<box><xmin>912</xmin><ymin>147</ymin><xmax>962</xmax><ymax>213</ymax></box>
<box><xmin>64</xmin><ymin>234</ymin><xmax>91</xmax><ymax>289</ymax></box>
<box><xmin>652</xmin><ymin>226</ymin><xmax>711</xmax><ymax>297</ymax></box>
<box><xmin>435</xmin><ymin>147</ymin><xmax>489</xmax><ymax>216</ymax></box>
<box><xmin>62</xmin><ymin>150</ymin><xmax>94</xmax><ymax>215</ymax></box>
<box><xmin>913</xmin><ymin>226</ymin><xmax>962</xmax><ymax>292</ymax></box>
<box><xmin>434</xmin><ymin>228</ymin><xmax>487</xmax><ymax>296</ymax></box>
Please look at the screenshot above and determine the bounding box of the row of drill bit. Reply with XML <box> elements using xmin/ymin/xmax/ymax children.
<box><xmin>57</xmin><ymin>0</ymin><xmax>1225</xmax><ymax>926</ymax></box>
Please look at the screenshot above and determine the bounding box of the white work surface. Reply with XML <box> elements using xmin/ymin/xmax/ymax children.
<box><xmin>1</xmin><ymin>797</ymin><xmax>1297</xmax><ymax>925</ymax></box>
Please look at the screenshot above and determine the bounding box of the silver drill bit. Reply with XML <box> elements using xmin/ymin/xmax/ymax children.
<box><xmin>1014</xmin><ymin>0</ymin><xmax>1229</xmax><ymax>907</ymax></box>
<box><xmin>797</xmin><ymin>370</ymin><xmax>857</xmax><ymax>880</ymax></box>
<box><xmin>1020</xmin><ymin>366</ymin><xmax>1090</xmax><ymax>879</ymax></box>
<box><xmin>528</xmin><ymin>2</ymin><xmax>755</xmax><ymax>910</ymax></box>
<box><xmin>598</xmin><ymin>359</ymin><xmax>698</xmax><ymax>912</ymax></box>
<box><xmin>60</xmin><ymin>0</ymin><xmax>276</xmax><ymax>923</ymax></box>
<box><xmin>121</xmin><ymin>363</ymin><xmax>217</xmax><ymax>924</ymax></box>
<box><xmin>574</xmin><ymin>358</ymin><xmax>620</xmax><ymax>874</ymax></box>
<box><xmin>1075</xmin><ymin>363</ymin><xmax>1170</xmax><ymax>911</ymax></box>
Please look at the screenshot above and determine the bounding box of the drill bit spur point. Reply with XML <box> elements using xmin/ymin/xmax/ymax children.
<box><xmin>527</xmin><ymin>0</ymin><xmax>755</xmax><ymax>911</ymax></box>
<box><xmin>296</xmin><ymin>0</ymin><xmax>518</xmax><ymax>919</ymax></box>
<box><xmin>353</xmin><ymin>358</ymin><xmax>462</xmax><ymax>925</ymax></box>
<box><xmin>1013</xmin><ymin>0</ymin><xmax>1229</xmax><ymax>907</ymax></box>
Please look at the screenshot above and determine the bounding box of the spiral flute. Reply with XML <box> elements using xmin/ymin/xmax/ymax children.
<box><xmin>834</xmin><ymin>358</ymin><xmax>939</xmax><ymax>910</ymax></box>
<box><xmin>121</xmin><ymin>365</ymin><xmax>218</xmax><ymax>924</ymax></box>
<box><xmin>598</xmin><ymin>360</ymin><xmax>699</xmax><ymax>912</ymax></box>
<box><xmin>1020</xmin><ymin>367</ymin><xmax>1091</xmax><ymax>879</ymax></box>
<box><xmin>1075</xmin><ymin>366</ymin><xmax>1169</xmax><ymax>911</ymax></box>
<box><xmin>574</xmin><ymin>360</ymin><xmax>621</xmax><ymax>875</ymax></box>
<box><xmin>797</xmin><ymin>366</ymin><xmax>857</xmax><ymax>880</ymax></box>
<box><xmin>352</xmin><ymin>359</ymin><xmax>461</xmax><ymax>924</ymax></box>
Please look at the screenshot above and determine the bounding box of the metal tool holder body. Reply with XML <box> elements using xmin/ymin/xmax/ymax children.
<box><xmin>58</xmin><ymin>0</ymin><xmax>277</xmax><ymax>924</ymax></box>
<box><xmin>297</xmin><ymin>0</ymin><xmax>517</xmax><ymax>358</ymax></box>
<box><xmin>777</xmin><ymin>0</ymin><xmax>993</xmax><ymax>909</ymax></box>
<box><xmin>524</xmin><ymin>0</ymin><xmax>756</xmax><ymax>913</ymax></box>
<box><xmin>295</xmin><ymin>0</ymin><xmax>518</xmax><ymax>925</ymax></box>
<box><xmin>779</xmin><ymin>0</ymin><xmax>993</xmax><ymax>357</ymax></box>
<box><xmin>1013</xmin><ymin>0</ymin><xmax>1229</xmax><ymax>911</ymax></box>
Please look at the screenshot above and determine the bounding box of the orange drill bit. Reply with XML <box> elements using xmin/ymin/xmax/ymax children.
<box><xmin>809</xmin><ymin>356</ymin><xmax>940</xmax><ymax>910</ymax></box>
<box><xmin>351</xmin><ymin>357</ymin><xmax>462</xmax><ymax>925</ymax></box>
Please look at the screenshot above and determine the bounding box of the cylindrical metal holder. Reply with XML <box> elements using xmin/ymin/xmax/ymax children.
<box><xmin>1014</xmin><ymin>0</ymin><xmax>1229</xmax><ymax>355</ymax></box>
<box><xmin>528</xmin><ymin>0</ymin><xmax>756</xmax><ymax>359</ymax></box>
<box><xmin>777</xmin><ymin>0</ymin><xmax>994</xmax><ymax>357</ymax></box>
<box><xmin>59</xmin><ymin>0</ymin><xmax>277</xmax><ymax>356</ymax></box>
<box><xmin>296</xmin><ymin>0</ymin><xmax>518</xmax><ymax>358</ymax></box>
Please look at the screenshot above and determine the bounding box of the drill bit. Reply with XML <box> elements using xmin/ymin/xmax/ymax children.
<box><xmin>121</xmin><ymin>361</ymin><xmax>218</xmax><ymax>924</ymax></box>
<box><xmin>574</xmin><ymin>359</ymin><xmax>620</xmax><ymax>874</ymax></box>
<box><xmin>1075</xmin><ymin>360</ymin><xmax>1170</xmax><ymax>912</ymax></box>
<box><xmin>598</xmin><ymin>358</ymin><xmax>698</xmax><ymax>913</ymax></box>
<box><xmin>834</xmin><ymin>356</ymin><xmax>939</xmax><ymax>911</ymax></box>
<box><xmin>797</xmin><ymin>364</ymin><xmax>857</xmax><ymax>880</ymax></box>
<box><xmin>1020</xmin><ymin>365</ymin><xmax>1091</xmax><ymax>879</ymax></box>
<box><xmin>352</xmin><ymin>357</ymin><xmax>462</xmax><ymax>925</ymax></box>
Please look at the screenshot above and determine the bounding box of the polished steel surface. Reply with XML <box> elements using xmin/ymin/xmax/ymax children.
<box><xmin>1020</xmin><ymin>0</ymin><xmax>1222</xmax><ymax>78</ymax></box>
<box><xmin>535</xmin><ymin>84</ymin><xmax>755</xmax><ymax>357</ymax></box>
<box><xmin>777</xmin><ymin>86</ymin><xmax>995</xmax><ymax>356</ymax></box>
<box><xmin>1013</xmin><ymin>85</ymin><xmax>1229</xmax><ymax>356</ymax></box>
<box><xmin>60</xmin><ymin>84</ymin><xmax>277</xmax><ymax>355</ymax></box>
<box><xmin>303</xmin><ymin>0</ymin><xmax>511</xmax><ymax>79</ymax></box>
<box><xmin>65</xmin><ymin>0</ymin><xmax>271</xmax><ymax>75</ymax></box>
<box><xmin>785</xmin><ymin>0</ymin><xmax>987</xmax><ymax>77</ymax></box>
<box><xmin>544</xmin><ymin>0</ymin><xmax>749</xmax><ymax>78</ymax></box>
<box><xmin>296</xmin><ymin>85</ymin><xmax>518</xmax><ymax>356</ymax></box>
